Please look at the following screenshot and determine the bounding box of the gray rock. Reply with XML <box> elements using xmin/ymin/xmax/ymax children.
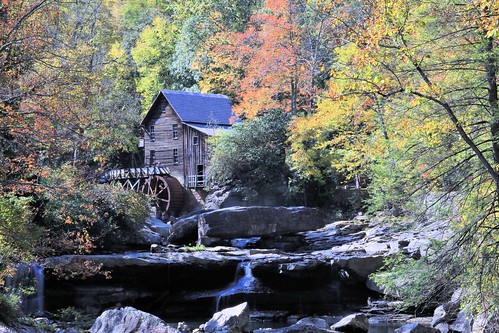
<box><xmin>204</xmin><ymin>302</ymin><xmax>250</xmax><ymax>333</ymax></box>
<box><xmin>332</xmin><ymin>313</ymin><xmax>369</xmax><ymax>332</ymax></box>
<box><xmin>167</xmin><ymin>215</ymin><xmax>199</xmax><ymax>244</ymax></box>
<box><xmin>472</xmin><ymin>312</ymin><xmax>499</xmax><ymax>333</ymax></box>
<box><xmin>253</xmin><ymin>317</ymin><xmax>337</xmax><ymax>333</ymax></box>
<box><xmin>449</xmin><ymin>310</ymin><xmax>472</xmax><ymax>333</ymax></box>
<box><xmin>332</xmin><ymin>256</ymin><xmax>386</xmax><ymax>281</ymax></box>
<box><xmin>177</xmin><ymin>321</ymin><xmax>192</xmax><ymax>333</ymax></box>
<box><xmin>204</xmin><ymin>186</ymin><xmax>237</xmax><ymax>210</ymax></box>
<box><xmin>434</xmin><ymin>323</ymin><xmax>449</xmax><ymax>333</ymax></box>
<box><xmin>146</xmin><ymin>217</ymin><xmax>172</xmax><ymax>237</ymax></box>
<box><xmin>431</xmin><ymin>300</ymin><xmax>460</xmax><ymax>327</ymax></box>
<box><xmin>198</xmin><ymin>206</ymin><xmax>327</xmax><ymax>243</ymax></box>
<box><xmin>295</xmin><ymin>317</ymin><xmax>330</xmax><ymax>329</ymax></box>
<box><xmin>90</xmin><ymin>306</ymin><xmax>179</xmax><ymax>333</ymax></box>
<box><xmin>394</xmin><ymin>323</ymin><xmax>439</xmax><ymax>333</ymax></box>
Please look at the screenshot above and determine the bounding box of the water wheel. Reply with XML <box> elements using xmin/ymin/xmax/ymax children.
<box><xmin>141</xmin><ymin>175</ymin><xmax>184</xmax><ymax>217</ymax></box>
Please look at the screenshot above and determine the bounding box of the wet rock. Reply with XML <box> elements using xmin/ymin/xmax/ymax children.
<box><xmin>146</xmin><ymin>217</ymin><xmax>172</xmax><ymax>237</ymax></box>
<box><xmin>198</xmin><ymin>206</ymin><xmax>327</xmax><ymax>244</ymax></box>
<box><xmin>296</xmin><ymin>317</ymin><xmax>330</xmax><ymax>329</ymax></box>
<box><xmin>253</xmin><ymin>317</ymin><xmax>337</xmax><ymax>332</ymax></box>
<box><xmin>332</xmin><ymin>255</ymin><xmax>385</xmax><ymax>282</ymax></box>
<box><xmin>204</xmin><ymin>302</ymin><xmax>250</xmax><ymax>333</ymax></box>
<box><xmin>394</xmin><ymin>323</ymin><xmax>439</xmax><ymax>333</ymax></box>
<box><xmin>331</xmin><ymin>313</ymin><xmax>369</xmax><ymax>332</ymax></box>
<box><xmin>251</xmin><ymin>256</ymin><xmax>332</xmax><ymax>289</ymax></box>
<box><xmin>90</xmin><ymin>306</ymin><xmax>179</xmax><ymax>333</ymax></box>
<box><xmin>177</xmin><ymin>321</ymin><xmax>192</xmax><ymax>333</ymax></box>
<box><xmin>45</xmin><ymin>253</ymin><xmax>238</xmax><ymax>315</ymax></box>
<box><xmin>167</xmin><ymin>215</ymin><xmax>199</xmax><ymax>245</ymax></box>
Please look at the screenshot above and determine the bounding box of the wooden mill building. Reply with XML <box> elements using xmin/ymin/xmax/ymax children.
<box><xmin>140</xmin><ymin>90</ymin><xmax>234</xmax><ymax>188</ymax></box>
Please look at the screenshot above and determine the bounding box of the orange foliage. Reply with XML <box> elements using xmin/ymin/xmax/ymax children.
<box><xmin>198</xmin><ymin>0</ymin><xmax>337</xmax><ymax>118</ymax></box>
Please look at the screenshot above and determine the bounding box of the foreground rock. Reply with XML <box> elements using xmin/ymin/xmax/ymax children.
<box><xmin>90</xmin><ymin>306</ymin><xmax>179</xmax><ymax>333</ymax></box>
<box><xmin>394</xmin><ymin>323</ymin><xmax>439</xmax><ymax>333</ymax></box>
<box><xmin>331</xmin><ymin>313</ymin><xmax>369</xmax><ymax>332</ymax></box>
<box><xmin>254</xmin><ymin>317</ymin><xmax>338</xmax><ymax>333</ymax></box>
<box><xmin>198</xmin><ymin>206</ymin><xmax>327</xmax><ymax>245</ymax></box>
<box><xmin>204</xmin><ymin>302</ymin><xmax>250</xmax><ymax>333</ymax></box>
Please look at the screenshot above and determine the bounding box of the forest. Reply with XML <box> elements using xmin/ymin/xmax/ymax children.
<box><xmin>1</xmin><ymin>0</ymin><xmax>499</xmax><ymax>326</ymax></box>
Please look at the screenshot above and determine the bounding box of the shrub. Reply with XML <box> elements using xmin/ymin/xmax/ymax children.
<box><xmin>0</xmin><ymin>293</ymin><xmax>21</xmax><ymax>325</ymax></box>
<box><xmin>38</xmin><ymin>164</ymin><xmax>151</xmax><ymax>252</ymax></box>
<box><xmin>208</xmin><ymin>110</ymin><xmax>291</xmax><ymax>200</ymax></box>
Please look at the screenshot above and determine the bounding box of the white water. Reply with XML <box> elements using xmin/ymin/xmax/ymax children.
<box><xmin>215</xmin><ymin>261</ymin><xmax>255</xmax><ymax>312</ymax></box>
<box><xmin>5</xmin><ymin>263</ymin><xmax>45</xmax><ymax>315</ymax></box>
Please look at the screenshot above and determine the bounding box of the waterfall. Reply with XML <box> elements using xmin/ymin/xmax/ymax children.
<box><xmin>216</xmin><ymin>261</ymin><xmax>255</xmax><ymax>312</ymax></box>
<box><xmin>5</xmin><ymin>263</ymin><xmax>45</xmax><ymax>315</ymax></box>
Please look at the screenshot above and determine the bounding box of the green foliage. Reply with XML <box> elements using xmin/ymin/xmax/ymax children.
<box><xmin>182</xmin><ymin>244</ymin><xmax>206</xmax><ymax>252</ymax></box>
<box><xmin>372</xmin><ymin>247</ymin><xmax>458</xmax><ymax>310</ymax></box>
<box><xmin>0</xmin><ymin>293</ymin><xmax>21</xmax><ymax>325</ymax></box>
<box><xmin>39</xmin><ymin>165</ymin><xmax>150</xmax><ymax>252</ymax></box>
<box><xmin>53</xmin><ymin>306</ymin><xmax>95</xmax><ymax>326</ymax></box>
<box><xmin>0</xmin><ymin>195</ymin><xmax>45</xmax><ymax>277</ymax></box>
<box><xmin>131</xmin><ymin>15</ymin><xmax>178</xmax><ymax>107</ymax></box>
<box><xmin>208</xmin><ymin>110</ymin><xmax>291</xmax><ymax>200</ymax></box>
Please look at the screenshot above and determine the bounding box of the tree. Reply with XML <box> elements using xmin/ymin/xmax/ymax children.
<box><xmin>198</xmin><ymin>0</ymin><xmax>335</xmax><ymax>118</ymax></box>
<box><xmin>208</xmin><ymin>110</ymin><xmax>291</xmax><ymax>200</ymax></box>
<box><xmin>131</xmin><ymin>15</ymin><xmax>178</xmax><ymax>107</ymax></box>
<box><xmin>0</xmin><ymin>0</ymin><xmax>146</xmax><ymax>282</ymax></box>
<box><xmin>315</xmin><ymin>0</ymin><xmax>499</xmax><ymax>317</ymax></box>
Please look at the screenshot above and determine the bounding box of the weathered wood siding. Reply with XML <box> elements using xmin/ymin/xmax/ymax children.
<box><xmin>183</xmin><ymin>125</ymin><xmax>208</xmax><ymax>184</ymax></box>
<box><xmin>143</xmin><ymin>98</ymin><xmax>184</xmax><ymax>181</ymax></box>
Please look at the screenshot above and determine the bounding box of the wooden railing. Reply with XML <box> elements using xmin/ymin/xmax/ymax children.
<box><xmin>105</xmin><ymin>167</ymin><xmax>171</xmax><ymax>181</ymax></box>
<box><xmin>186</xmin><ymin>175</ymin><xmax>207</xmax><ymax>188</ymax></box>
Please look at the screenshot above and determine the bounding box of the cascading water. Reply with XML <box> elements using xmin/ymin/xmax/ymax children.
<box><xmin>215</xmin><ymin>261</ymin><xmax>256</xmax><ymax>312</ymax></box>
<box><xmin>5</xmin><ymin>263</ymin><xmax>45</xmax><ymax>315</ymax></box>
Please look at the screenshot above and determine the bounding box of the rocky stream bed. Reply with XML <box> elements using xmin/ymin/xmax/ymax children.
<box><xmin>2</xmin><ymin>206</ymin><xmax>483</xmax><ymax>333</ymax></box>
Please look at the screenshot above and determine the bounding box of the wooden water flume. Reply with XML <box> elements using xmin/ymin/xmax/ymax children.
<box><xmin>105</xmin><ymin>167</ymin><xmax>184</xmax><ymax>217</ymax></box>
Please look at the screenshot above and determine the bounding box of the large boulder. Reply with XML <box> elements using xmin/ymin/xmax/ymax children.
<box><xmin>167</xmin><ymin>215</ymin><xmax>199</xmax><ymax>244</ymax></box>
<box><xmin>431</xmin><ymin>298</ymin><xmax>460</xmax><ymax>327</ymax></box>
<box><xmin>449</xmin><ymin>310</ymin><xmax>472</xmax><ymax>333</ymax></box>
<box><xmin>331</xmin><ymin>313</ymin><xmax>369</xmax><ymax>333</ymax></box>
<box><xmin>90</xmin><ymin>307</ymin><xmax>179</xmax><ymax>333</ymax></box>
<box><xmin>198</xmin><ymin>206</ymin><xmax>327</xmax><ymax>244</ymax></box>
<box><xmin>204</xmin><ymin>302</ymin><xmax>250</xmax><ymax>333</ymax></box>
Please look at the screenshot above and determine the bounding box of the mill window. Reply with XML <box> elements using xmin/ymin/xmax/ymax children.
<box><xmin>173</xmin><ymin>148</ymin><xmax>179</xmax><ymax>164</ymax></box>
<box><xmin>172</xmin><ymin>124</ymin><xmax>178</xmax><ymax>139</ymax></box>
<box><xmin>149</xmin><ymin>150</ymin><xmax>156</xmax><ymax>166</ymax></box>
<box><xmin>150</xmin><ymin>125</ymin><xmax>155</xmax><ymax>142</ymax></box>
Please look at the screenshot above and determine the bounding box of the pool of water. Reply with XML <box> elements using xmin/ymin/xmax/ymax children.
<box><xmin>368</xmin><ymin>322</ymin><xmax>404</xmax><ymax>333</ymax></box>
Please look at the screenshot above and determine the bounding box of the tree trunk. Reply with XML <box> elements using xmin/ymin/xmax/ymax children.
<box><xmin>486</xmin><ymin>38</ymin><xmax>499</xmax><ymax>164</ymax></box>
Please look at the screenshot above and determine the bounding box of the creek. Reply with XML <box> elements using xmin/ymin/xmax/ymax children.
<box><xmin>39</xmin><ymin>206</ymin><xmax>430</xmax><ymax>332</ymax></box>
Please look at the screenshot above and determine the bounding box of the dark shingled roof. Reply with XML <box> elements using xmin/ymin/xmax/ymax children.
<box><xmin>142</xmin><ymin>90</ymin><xmax>234</xmax><ymax>126</ymax></box>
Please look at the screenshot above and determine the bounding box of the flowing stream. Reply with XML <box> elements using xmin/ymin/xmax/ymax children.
<box><xmin>216</xmin><ymin>261</ymin><xmax>256</xmax><ymax>312</ymax></box>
